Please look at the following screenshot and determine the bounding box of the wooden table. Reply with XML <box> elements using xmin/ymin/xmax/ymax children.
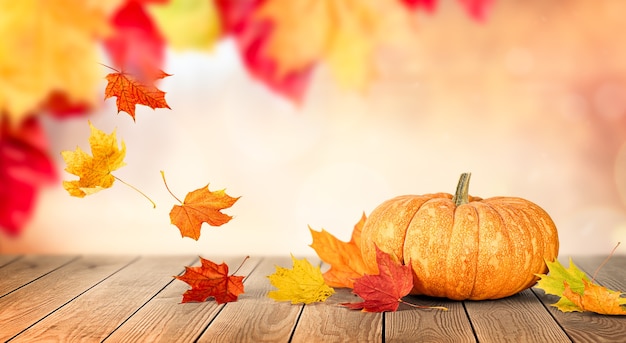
<box><xmin>1</xmin><ymin>254</ymin><xmax>624</xmax><ymax>342</ymax></box>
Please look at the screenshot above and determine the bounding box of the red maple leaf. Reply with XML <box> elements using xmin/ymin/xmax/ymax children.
<box><xmin>342</xmin><ymin>246</ymin><xmax>415</xmax><ymax>312</ymax></box>
<box><xmin>175</xmin><ymin>256</ymin><xmax>247</xmax><ymax>304</ymax></box>
<box><xmin>0</xmin><ymin>116</ymin><xmax>57</xmax><ymax>236</ymax></box>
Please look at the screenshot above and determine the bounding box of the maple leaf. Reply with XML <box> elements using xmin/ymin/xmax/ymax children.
<box><xmin>0</xmin><ymin>116</ymin><xmax>57</xmax><ymax>236</ymax></box>
<box><xmin>267</xmin><ymin>255</ymin><xmax>335</xmax><ymax>304</ymax></box>
<box><xmin>342</xmin><ymin>246</ymin><xmax>448</xmax><ymax>312</ymax></box>
<box><xmin>175</xmin><ymin>256</ymin><xmax>247</xmax><ymax>304</ymax></box>
<box><xmin>147</xmin><ymin>0</ymin><xmax>222</xmax><ymax>51</ymax></box>
<box><xmin>536</xmin><ymin>257</ymin><xmax>626</xmax><ymax>315</ymax></box>
<box><xmin>309</xmin><ymin>213</ymin><xmax>371</xmax><ymax>288</ymax></box>
<box><xmin>342</xmin><ymin>245</ymin><xmax>414</xmax><ymax>312</ymax></box>
<box><xmin>104</xmin><ymin>68</ymin><xmax>171</xmax><ymax>121</ymax></box>
<box><xmin>161</xmin><ymin>171</ymin><xmax>240</xmax><ymax>240</ymax></box>
<box><xmin>563</xmin><ymin>280</ymin><xmax>626</xmax><ymax>315</ymax></box>
<box><xmin>254</xmin><ymin>0</ymin><xmax>413</xmax><ymax>90</ymax></box>
<box><xmin>0</xmin><ymin>0</ymin><xmax>112</xmax><ymax>123</ymax></box>
<box><xmin>61</xmin><ymin>122</ymin><xmax>126</xmax><ymax>197</ymax></box>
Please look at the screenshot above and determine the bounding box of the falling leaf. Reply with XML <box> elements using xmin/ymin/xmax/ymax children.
<box><xmin>342</xmin><ymin>245</ymin><xmax>414</xmax><ymax>312</ymax></box>
<box><xmin>267</xmin><ymin>255</ymin><xmax>335</xmax><ymax>304</ymax></box>
<box><xmin>214</xmin><ymin>0</ymin><xmax>314</xmax><ymax>103</ymax></box>
<box><xmin>309</xmin><ymin>213</ymin><xmax>371</xmax><ymax>288</ymax></box>
<box><xmin>104</xmin><ymin>69</ymin><xmax>171</xmax><ymax>120</ymax></box>
<box><xmin>536</xmin><ymin>258</ymin><xmax>626</xmax><ymax>315</ymax></box>
<box><xmin>104</xmin><ymin>0</ymin><xmax>166</xmax><ymax>80</ymax></box>
<box><xmin>0</xmin><ymin>116</ymin><xmax>57</xmax><ymax>236</ymax></box>
<box><xmin>255</xmin><ymin>0</ymin><xmax>413</xmax><ymax>90</ymax></box>
<box><xmin>161</xmin><ymin>171</ymin><xmax>240</xmax><ymax>240</ymax></box>
<box><xmin>563</xmin><ymin>280</ymin><xmax>626</xmax><ymax>315</ymax></box>
<box><xmin>148</xmin><ymin>0</ymin><xmax>222</xmax><ymax>51</ymax></box>
<box><xmin>61</xmin><ymin>122</ymin><xmax>126</xmax><ymax>198</ymax></box>
<box><xmin>0</xmin><ymin>0</ymin><xmax>114</xmax><ymax>123</ymax></box>
<box><xmin>175</xmin><ymin>256</ymin><xmax>247</xmax><ymax>304</ymax></box>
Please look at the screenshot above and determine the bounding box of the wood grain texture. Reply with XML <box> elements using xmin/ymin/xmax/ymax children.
<box><xmin>11</xmin><ymin>255</ymin><xmax>193</xmax><ymax>343</ymax></box>
<box><xmin>385</xmin><ymin>296</ymin><xmax>475</xmax><ymax>343</ymax></box>
<box><xmin>533</xmin><ymin>255</ymin><xmax>626</xmax><ymax>343</ymax></box>
<box><xmin>196</xmin><ymin>257</ymin><xmax>304</xmax><ymax>343</ymax></box>
<box><xmin>465</xmin><ymin>289</ymin><xmax>570</xmax><ymax>342</ymax></box>
<box><xmin>0</xmin><ymin>254</ymin><xmax>20</xmax><ymax>267</ymax></box>
<box><xmin>104</xmin><ymin>256</ymin><xmax>259</xmax><ymax>343</ymax></box>
<box><xmin>291</xmin><ymin>288</ymin><xmax>382</xmax><ymax>343</ymax></box>
<box><xmin>0</xmin><ymin>255</ymin><xmax>77</xmax><ymax>296</ymax></box>
<box><xmin>0</xmin><ymin>255</ymin><xmax>136</xmax><ymax>342</ymax></box>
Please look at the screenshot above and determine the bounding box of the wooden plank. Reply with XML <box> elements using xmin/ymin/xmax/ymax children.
<box><xmin>0</xmin><ymin>254</ymin><xmax>21</xmax><ymax>267</ymax></box>
<box><xmin>533</xmin><ymin>255</ymin><xmax>626</xmax><ymax>343</ymax></box>
<box><xmin>11</xmin><ymin>255</ymin><xmax>193</xmax><ymax>343</ymax></box>
<box><xmin>0</xmin><ymin>255</ymin><xmax>77</xmax><ymax>296</ymax></box>
<box><xmin>104</xmin><ymin>256</ymin><xmax>260</xmax><ymax>343</ymax></box>
<box><xmin>291</xmin><ymin>288</ymin><xmax>382</xmax><ymax>343</ymax></box>
<box><xmin>465</xmin><ymin>289</ymin><xmax>570</xmax><ymax>342</ymax></box>
<box><xmin>196</xmin><ymin>256</ymin><xmax>304</xmax><ymax>343</ymax></box>
<box><xmin>385</xmin><ymin>296</ymin><xmax>475</xmax><ymax>343</ymax></box>
<box><xmin>0</xmin><ymin>255</ymin><xmax>136</xmax><ymax>342</ymax></box>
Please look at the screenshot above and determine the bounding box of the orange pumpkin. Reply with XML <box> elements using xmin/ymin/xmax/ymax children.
<box><xmin>360</xmin><ymin>173</ymin><xmax>559</xmax><ymax>300</ymax></box>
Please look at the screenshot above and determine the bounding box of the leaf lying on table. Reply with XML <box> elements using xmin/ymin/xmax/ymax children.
<box><xmin>309</xmin><ymin>213</ymin><xmax>370</xmax><ymax>288</ymax></box>
<box><xmin>341</xmin><ymin>245</ymin><xmax>413</xmax><ymax>312</ymax></box>
<box><xmin>161</xmin><ymin>171</ymin><xmax>240</xmax><ymax>240</ymax></box>
<box><xmin>535</xmin><ymin>258</ymin><xmax>626</xmax><ymax>315</ymax></box>
<box><xmin>267</xmin><ymin>255</ymin><xmax>334</xmax><ymax>304</ymax></box>
<box><xmin>175</xmin><ymin>256</ymin><xmax>246</xmax><ymax>304</ymax></box>
<box><xmin>104</xmin><ymin>68</ymin><xmax>171</xmax><ymax>121</ymax></box>
<box><xmin>342</xmin><ymin>245</ymin><xmax>448</xmax><ymax>313</ymax></box>
<box><xmin>61</xmin><ymin>122</ymin><xmax>126</xmax><ymax>197</ymax></box>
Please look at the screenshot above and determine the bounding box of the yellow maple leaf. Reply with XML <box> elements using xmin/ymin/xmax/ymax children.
<box><xmin>61</xmin><ymin>122</ymin><xmax>126</xmax><ymax>197</ymax></box>
<box><xmin>563</xmin><ymin>280</ymin><xmax>626</xmax><ymax>315</ymax></box>
<box><xmin>147</xmin><ymin>0</ymin><xmax>221</xmax><ymax>51</ymax></box>
<box><xmin>267</xmin><ymin>255</ymin><xmax>335</xmax><ymax>304</ymax></box>
<box><xmin>0</xmin><ymin>0</ymin><xmax>119</xmax><ymax>123</ymax></box>
<box><xmin>255</xmin><ymin>0</ymin><xmax>412</xmax><ymax>89</ymax></box>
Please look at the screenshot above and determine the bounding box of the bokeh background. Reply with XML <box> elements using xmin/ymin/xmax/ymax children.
<box><xmin>3</xmin><ymin>0</ymin><xmax>626</xmax><ymax>257</ymax></box>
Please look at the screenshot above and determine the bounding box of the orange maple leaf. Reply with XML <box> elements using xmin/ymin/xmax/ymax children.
<box><xmin>309</xmin><ymin>213</ymin><xmax>371</xmax><ymax>288</ymax></box>
<box><xmin>161</xmin><ymin>171</ymin><xmax>240</xmax><ymax>240</ymax></box>
<box><xmin>175</xmin><ymin>256</ymin><xmax>247</xmax><ymax>304</ymax></box>
<box><xmin>563</xmin><ymin>280</ymin><xmax>626</xmax><ymax>315</ymax></box>
<box><xmin>104</xmin><ymin>69</ymin><xmax>171</xmax><ymax>120</ymax></box>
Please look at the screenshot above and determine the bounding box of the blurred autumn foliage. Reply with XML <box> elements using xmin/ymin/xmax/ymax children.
<box><xmin>0</xmin><ymin>0</ymin><xmax>490</xmax><ymax>237</ymax></box>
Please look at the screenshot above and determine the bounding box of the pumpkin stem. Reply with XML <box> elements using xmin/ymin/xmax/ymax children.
<box><xmin>452</xmin><ymin>173</ymin><xmax>472</xmax><ymax>207</ymax></box>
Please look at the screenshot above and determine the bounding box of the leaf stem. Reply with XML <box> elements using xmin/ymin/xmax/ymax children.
<box><xmin>113</xmin><ymin>175</ymin><xmax>156</xmax><ymax>208</ymax></box>
<box><xmin>232</xmin><ymin>256</ymin><xmax>251</xmax><ymax>276</ymax></box>
<box><xmin>591</xmin><ymin>241</ymin><xmax>621</xmax><ymax>283</ymax></box>
<box><xmin>160</xmin><ymin>171</ymin><xmax>183</xmax><ymax>204</ymax></box>
<box><xmin>400</xmin><ymin>299</ymin><xmax>448</xmax><ymax>311</ymax></box>
<box><xmin>98</xmin><ymin>62</ymin><xmax>120</xmax><ymax>73</ymax></box>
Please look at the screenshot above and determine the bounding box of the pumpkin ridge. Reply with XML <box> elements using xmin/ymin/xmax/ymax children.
<box><xmin>452</xmin><ymin>202</ymin><xmax>480</xmax><ymax>300</ymax></box>
<box><xmin>478</xmin><ymin>200</ymin><xmax>517</xmax><ymax>299</ymax></box>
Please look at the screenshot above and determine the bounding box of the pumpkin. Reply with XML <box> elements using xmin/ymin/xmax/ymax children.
<box><xmin>360</xmin><ymin>173</ymin><xmax>559</xmax><ymax>300</ymax></box>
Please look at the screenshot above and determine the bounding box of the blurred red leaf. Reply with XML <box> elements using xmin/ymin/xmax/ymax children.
<box><xmin>400</xmin><ymin>0</ymin><xmax>437</xmax><ymax>12</ymax></box>
<box><xmin>104</xmin><ymin>0</ymin><xmax>166</xmax><ymax>81</ymax></box>
<box><xmin>215</xmin><ymin>0</ymin><xmax>313</xmax><ymax>103</ymax></box>
<box><xmin>0</xmin><ymin>116</ymin><xmax>57</xmax><ymax>236</ymax></box>
<box><xmin>459</xmin><ymin>0</ymin><xmax>492</xmax><ymax>21</ymax></box>
<box><xmin>175</xmin><ymin>256</ymin><xmax>246</xmax><ymax>304</ymax></box>
<box><xmin>40</xmin><ymin>91</ymin><xmax>91</xmax><ymax>118</ymax></box>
